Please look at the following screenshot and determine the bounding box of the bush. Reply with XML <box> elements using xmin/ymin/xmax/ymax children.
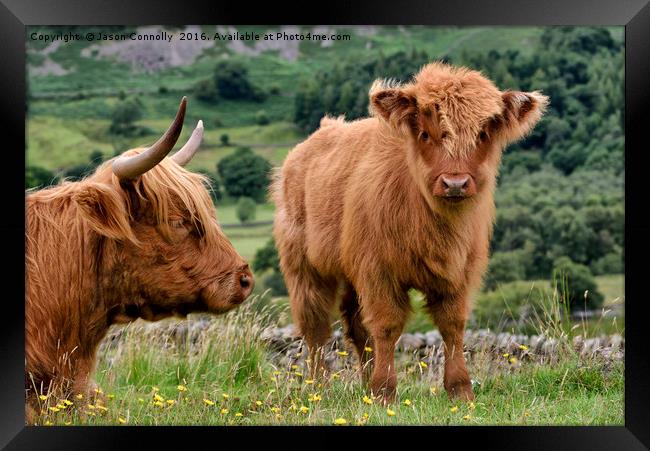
<box><xmin>217</xmin><ymin>147</ymin><xmax>271</xmax><ymax>203</ymax></box>
<box><xmin>591</xmin><ymin>251</ymin><xmax>623</xmax><ymax>275</ymax></box>
<box><xmin>109</xmin><ymin>97</ymin><xmax>143</xmax><ymax>136</ymax></box>
<box><xmin>484</xmin><ymin>251</ymin><xmax>526</xmax><ymax>291</ymax></box>
<box><xmin>253</xmin><ymin>238</ymin><xmax>280</xmax><ymax>273</ymax></box>
<box><xmin>194</xmin><ymin>79</ymin><xmax>218</xmax><ymax>103</ymax></box>
<box><xmin>214</xmin><ymin>60</ymin><xmax>266</xmax><ymax>102</ymax></box>
<box><xmin>255</xmin><ymin>110</ymin><xmax>270</xmax><ymax>126</ymax></box>
<box><xmin>473</xmin><ymin>281</ymin><xmax>551</xmax><ymax>331</ymax></box>
<box><xmin>220</xmin><ymin>134</ymin><xmax>230</xmax><ymax>147</ymax></box>
<box><xmin>26</xmin><ymin>165</ymin><xmax>57</xmax><ymax>190</ymax></box>
<box><xmin>236</xmin><ymin>197</ymin><xmax>257</xmax><ymax>223</ymax></box>
<box><xmin>551</xmin><ymin>256</ymin><xmax>604</xmax><ymax>310</ymax></box>
<box><xmin>263</xmin><ymin>272</ymin><xmax>288</xmax><ymax>296</ymax></box>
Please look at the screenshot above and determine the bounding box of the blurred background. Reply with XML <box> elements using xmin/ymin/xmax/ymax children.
<box><xmin>26</xmin><ymin>26</ymin><xmax>624</xmax><ymax>338</ymax></box>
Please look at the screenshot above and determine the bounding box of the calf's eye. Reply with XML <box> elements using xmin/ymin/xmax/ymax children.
<box><xmin>419</xmin><ymin>131</ymin><xmax>429</xmax><ymax>142</ymax></box>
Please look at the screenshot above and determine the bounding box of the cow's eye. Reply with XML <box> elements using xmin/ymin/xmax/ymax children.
<box><xmin>169</xmin><ymin>218</ymin><xmax>185</xmax><ymax>228</ymax></box>
<box><xmin>419</xmin><ymin>131</ymin><xmax>429</xmax><ymax>142</ymax></box>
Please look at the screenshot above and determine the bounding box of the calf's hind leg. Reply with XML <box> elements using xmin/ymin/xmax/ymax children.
<box><xmin>340</xmin><ymin>285</ymin><xmax>374</xmax><ymax>384</ymax></box>
<box><xmin>285</xmin><ymin>268</ymin><xmax>337</xmax><ymax>380</ymax></box>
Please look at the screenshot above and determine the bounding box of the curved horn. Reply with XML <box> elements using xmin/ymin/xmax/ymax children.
<box><xmin>112</xmin><ymin>97</ymin><xmax>187</xmax><ymax>180</ymax></box>
<box><xmin>172</xmin><ymin>120</ymin><xmax>204</xmax><ymax>166</ymax></box>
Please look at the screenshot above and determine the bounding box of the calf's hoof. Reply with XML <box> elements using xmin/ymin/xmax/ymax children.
<box><xmin>446</xmin><ymin>381</ymin><xmax>475</xmax><ymax>401</ymax></box>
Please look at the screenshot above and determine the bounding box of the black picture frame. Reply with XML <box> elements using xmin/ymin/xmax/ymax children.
<box><xmin>2</xmin><ymin>0</ymin><xmax>648</xmax><ymax>448</ymax></box>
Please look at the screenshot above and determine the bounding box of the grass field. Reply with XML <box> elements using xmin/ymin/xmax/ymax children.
<box><xmin>33</xmin><ymin>298</ymin><xmax>623</xmax><ymax>426</ymax></box>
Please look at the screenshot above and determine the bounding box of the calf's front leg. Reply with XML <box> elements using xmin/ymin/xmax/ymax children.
<box><xmin>428</xmin><ymin>296</ymin><xmax>474</xmax><ymax>401</ymax></box>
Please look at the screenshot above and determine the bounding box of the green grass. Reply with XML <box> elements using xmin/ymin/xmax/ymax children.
<box><xmin>32</xmin><ymin>297</ymin><xmax>623</xmax><ymax>426</ymax></box>
<box><xmin>404</xmin><ymin>275</ymin><xmax>625</xmax><ymax>335</ymax></box>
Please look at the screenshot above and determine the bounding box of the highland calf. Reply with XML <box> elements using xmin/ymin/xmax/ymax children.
<box><xmin>272</xmin><ymin>62</ymin><xmax>548</xmax><ymax>403</ymax></box>
<box><xmin>26</xmin><ymin>98</ymin><xmax>253</xmax><ymax>421</ymax></box>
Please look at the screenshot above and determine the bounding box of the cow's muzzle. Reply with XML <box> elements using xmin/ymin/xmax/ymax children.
<box><xmin>433</xmin><ymin>173</ymin><xmax>476</xmax><ymax>201</ymax></box>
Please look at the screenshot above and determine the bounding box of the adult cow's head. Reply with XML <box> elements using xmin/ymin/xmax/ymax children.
<box><xmin>71</xmin><ymin>97</ymin><xmax>253</xmax><ymax>321</ymax></box>
<box><xmin>370</xmin><ymin>62</ymin><xmax>548</xmax><ymax>210</ymax></box>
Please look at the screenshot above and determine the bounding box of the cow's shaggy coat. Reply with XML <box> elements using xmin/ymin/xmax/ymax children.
<box><xmin>272</xmin><ymin>62</ymin><xmax>548</xmax><ymax>402</ymax></box>
<box><xmin>26</xmin><ymin>138</ymin><xmax>252</xmax><ymax>421</ymax></box>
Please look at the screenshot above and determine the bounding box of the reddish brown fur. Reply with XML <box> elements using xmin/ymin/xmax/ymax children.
<box><xmin>26</xmin><ymin>150</ymin><xmax>253</xmax><ymax>422</ymax></box>
<box><xmin>272</xmin><ymin>62</ymin><xmax>548</xmax><ymax>402</ymax></box>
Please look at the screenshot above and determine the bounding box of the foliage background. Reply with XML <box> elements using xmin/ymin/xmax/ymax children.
<box><xmin>26</xmin><ymin>25</ymin><xmax>624</xmax><ymax>332</ymax></box>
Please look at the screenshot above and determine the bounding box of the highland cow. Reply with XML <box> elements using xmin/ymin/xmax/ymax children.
<box><xmin>25</xmin><ymin>98</ymin><xmax>253</xmax><ymax>421</ymax></box>
<box><xmin>272</xmin><ymin>62</ymin><xmax>548</xmax><ymax>403</ymax></box>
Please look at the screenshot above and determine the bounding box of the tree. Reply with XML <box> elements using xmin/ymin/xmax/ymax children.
<box><xmin>551</xmin><ymin>256</ymin><xmax>604</xmax><ymax>311</ymax></box>
<box><xmin>109</xmin><ymin>97</ymin><xmax>143</xmax><ymax>136</ymax></box>
<box><xmin>217</xmin><ymin>147</ymin><xmax>271</xmax><ymax>203</ymax></box>
<box><xmin>236</xmin><ymin>197</ymin><xmax>256</xmax><ymax>223</ymax></box>
<box><xmin>484</xmin><ymin>251</ymin><xmax>526</xmax><ymax>291</ymax></box>
<box><xmin>214</xmin><ymin>60</ymin><xmax>266</xmax><ymax>102</ymax></box>
<box><xmin>26</xmin><ymin>166</ymin><xmax>57</xmax><ymax>190</ymax></box>
<box><xmin>253</xmin><ymin>238</ymin><xmax>287</xmax><ymax>296</ymax></box>
<box><xmin>255</xmin><ymin>110</ymin><xmax>270</xmax><ymax>125</ymax></box>
<box><xmin>194</xmin><ymin>78</ymin><xmax>218</xmax><ymax>103</ymax></box>
<box><xmin>220</xmin><ymin>134</ymin><xmax>230</xmax><ymax>147</ymax></box>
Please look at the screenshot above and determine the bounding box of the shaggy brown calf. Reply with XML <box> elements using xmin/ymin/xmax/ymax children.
<box><xmin>26</xmin><ymin>98</ymin><xmax>253</xmax><ymax>421</ymax></box>
<box><xmin>272</xmin><ymin>62</ymin><xmax>548</xmax><ymax>403</ymax></box>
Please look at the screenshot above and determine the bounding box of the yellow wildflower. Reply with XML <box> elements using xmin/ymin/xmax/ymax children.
<box><xmin>255</xmin><ymin>400</ymin><xmax>263</xmax><ymax>407</ymax></box>
<box><xmin>331</xmin><ymin>372</ymin><xmax>341</xmax><ymax>380</ymax></box>
<box><xmin>203</xmin><ymin>399</ymin><xmax>214</xmax><ymax>406</ymax></box>
<box><xmin>273</xmin><ymin>370</ymin><xmax>282</xmax><ymax>376</ymax></box>
<box><xmin>299</xmin><ymin>405</ymin><xmax>309</xmax><ymax>414</ymax></box>
<box><xmin>48</xmin><ymin>407</ymin><xmax>60</xmax><ymax>413</ymax></box>
<box><xmin>509</xmin><ymin>357</ymin><xmax>518</xmax><ymax>364</ymax></box>
<box><xmin>469</xmin><ymin>402</ymin><xmax>476</xmax><ymax>410</ymax></box>
<box><xmin>450</xmin><ymin>406</ymin><xmax>459</xmax><ymax>413</ymax></box>
<box><xmin>222</xmin><ymin>393</ymin><xmax>229</xmax><ymax>399</ymax></box>
<box><xmin>94</xmin><ymin>388</ymin><xmax>103</xmax><ymax>394</ymax></box>
<box><xmin>333</xmin><ymin>417</ymin><xmax>347</xmax><ymax>425</ymax></box>
<box><xmin>403</xmin><ymin>399</ymin><xmax>412</xmax><ymax>406</ymax></box>
<box><xmin>153</xmin><ymin>401</ymin><xmax>164</xmax><ymax>408</ymax></box>
<box><xmin>270</xmin><ymin>377</ymin><xmax>277</xmax><ymax>382</ymax></box>
<box><xmin>503</xmin><ymin>353</ymin><xmax>510</xmax><ymax>358</ymax></box>
<box><xmin>220</xmin><ymin>408</ymin><xmax>229</xmax><ymax>415</ymax></box>
<box><xmin>64</xmin><ymin>421</ymin><xmax>72</xmax><ymax>426</ymax></box>
<box><xmin>364</xmin><ymin>346</ymin><xmax>373</xmax><ymax>353</ymax></box>
<box><xmin>63</xmin><ymin>400</ymin><xmax>73</xmax><ymax>406</ymax></box>
<box><xmin>291</xmin><ymin>365</ymin><xmax>298</xmax><ymax>370</ymax></box>
<box><xmin>166</xmin><ymin>399</ymin><xmax>176</xmax><ymax>406</ymax></box>
<box><xmin>96</xmin><ymin>405</ymin><xmax>108</xmax><ymax>412</ymax></box>
<box><xmin>235</xmin><ymin>412</ymin><xmax>243</xmax><ymax>417</ymax></box>
<box><xmin>463</xmin><ymin>414</ymin><xmax>471</xmax><ymax>421</ymax></box>
<box><xmin>419</xmin><ymin>361</ymin><xmax>428</xmax><ymax>369</ymax></box>
<box><xmin>107</xmin><ymin>394</ymin><xmax>115</xmax><ymax>400</ymax></box>
<box><xmin>87</xmin><ymin>404</ymin><xmax>95</xmax><ymax>410</ymax></box>
<box><xmin>430</xmin><ymin>386</ymin><xmax>438</xmax><ymax>395</ymax></box>
<box><xmin>294</xmin><ymin>372</ymin><xmax>303</xmax><ymax>378</ymax></box>
<box><xmin>76</xmin><ymin>393</ymin><xmax>83</xmax><ymax>400</ymax></box>
<box><xmin>270</xmin><ymin>406</ymin><xmax>281</xmax><ymax>414</ymax></box>
<box><xmin>118</xmin><ymin>417</ymin><xmax>127</xmax><ymax>424</ymax></box>
<box><xmin>308</xmin><ymin>394</ymin><xmax>322</xmax><ymax>402</ymax></box>
<box><xmin>177</xmin><ymin>385</ymin><xmax>187</xmax><ymax>392</ymax></box>
<box><xmin>44</xmin><ymin>420</ymin><xmax>53</xmax><ymax>426</ymax></box>
<box><xmin>289</xmin><ymin>404</ymin><xmax>297</xmax><ymax>412</ymax></box>
<box><xmin>362</xmin><ymin>395</ymin><xmax>373</xmax><ymax>405</ymax></box>
<box><xmin>362</xmin><ymin>412</ymin><xmax>369</xmax><ymax>419</ymax></box>
<box><xmin>38</xmin><ymin>394</ymin><xmax>48</xmax><ymax>401</ymax></box>
<box><xmin>138</xmin><ymin>398</ymin><xmax>145</xmax><ymax>403</ymax></box>
<box><xmin>519</xmin><ymin>344</ymin><xmax>529</xmax><ymax>351</ymax></box>
<box><xmin>152</xmin><ymin>386</ymin><xmax>159</xmax><ymax>392</ymax></box>
<box><xmin>305</xmin><ymin>379</ymin><xmax>315</xmax><ymax>385</ymax></box>
<box><xmin>56</xmin><ymin>403</ymin><xmax>65</xmax><ymax>409</ymax></box>
<box><xmin>386</xmin><ymin>408</ymin><xmax>396</xmax><ymax>417</ymax></box>
<box><xmin>336</xmin><ymin>350</ymin><xmax>349</xmax><ymax>357</ymax></box>
<box><xmin>153</xmin><ymin>394</ymin><xmax>164</xmax><ymax>402</ymax></box>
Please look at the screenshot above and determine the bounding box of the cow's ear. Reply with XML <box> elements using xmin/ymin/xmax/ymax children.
<box><xmin>72</xmin><ymin>182</ymin><xmax>138</xmax><ymax>244</ymax></box>
<box><xmin>369</xmin><ymin>79</ymin><xmax>418</xmax><ymax>128</ymax></box>
<box><xmin>488</xmin><ymin>91</ymin><xmax>549</xmax><ymax>144</ymax></box>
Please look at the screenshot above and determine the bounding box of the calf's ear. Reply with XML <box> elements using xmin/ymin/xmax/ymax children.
<box><xmin>72</xmin><ymin>182</ymin><xmax>138</xmax><ymax>244</ymax></box>
<box><xmin>489</xmin><ymin>91</ymin><xmax>549</xmax><ymax>145</ymax></box>
<box><xmin>369</xmin><ymin>79</ymin><xmax>418</xmax><ymax>128</ymax></box>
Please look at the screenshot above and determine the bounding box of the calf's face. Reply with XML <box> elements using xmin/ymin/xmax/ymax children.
<box><xmin>370</xmin><ymin>63</ymin><xmax>548</xmax><ymax>208</ymax></box>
